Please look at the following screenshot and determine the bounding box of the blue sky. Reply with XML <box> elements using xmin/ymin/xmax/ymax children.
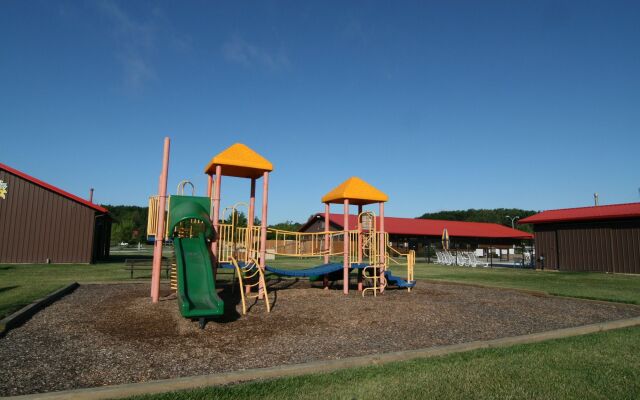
<box><xmin>1</xmin><ymin>1</ymin><xmax>639</xmax><ymax>223</ymax></box>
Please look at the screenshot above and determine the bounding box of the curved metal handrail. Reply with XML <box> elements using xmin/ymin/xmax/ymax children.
<box><xmin>176</xmin><ymin>180</ymin><xmax>195</xmax><ymax>196</ymax></box>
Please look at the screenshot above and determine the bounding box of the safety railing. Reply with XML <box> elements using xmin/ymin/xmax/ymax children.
<box><xmin>147</xmin><ymin>195</ymin><xmax>160</xmax><ymax>239</ymax></box>
<box><xmin>216</xmin><ymin>224</ymin><xmax>262</xmax><ymax>264</ymax></box>
<box><xmin>214</xmin><ymin>215</ymin><xmax>415</xmax><ymax>286</ymax></box>
<box><xmin>236</xmin><ymin>226</ymin><xmax>262</xmax><ymax>261</ymax></box>
<box><xmin>268</xmin><ymin>229</ymin><xmax>352</xmax><ymax>257</ymax></box>
<box><xmin>349</xmin><ymin>231</ymin><xmax>359</xmax><ymax>264</ymax></box>
<box><xmin>385</xmin><ymin>233</ymin><xmax>415</xmax><ymax>292</ymax></box>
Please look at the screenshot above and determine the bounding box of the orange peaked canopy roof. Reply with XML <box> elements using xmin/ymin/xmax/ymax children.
<box><xmin>322</xmin><ymin>177</ymin><xmax>388</xmax><ymax>205</ymax></box>
<box><xmin>204</xmin><ymin>143</ymin><xmax>273</xmax><ymax>179</ymax></box>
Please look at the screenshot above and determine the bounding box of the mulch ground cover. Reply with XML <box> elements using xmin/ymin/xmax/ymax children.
<box><xmin>1</xmin><ymin>279</ymin><xmax>639</xmax><ymax>396</ymax></box>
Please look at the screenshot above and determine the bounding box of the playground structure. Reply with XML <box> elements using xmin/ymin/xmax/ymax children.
<box><xmin>147</xmin><ymin>140</ymin><xmax>415</xmax><ymax>323</ymax></box>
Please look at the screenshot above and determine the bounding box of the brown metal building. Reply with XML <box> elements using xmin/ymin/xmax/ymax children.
<box><xmin>0</xmin><ymin>162</ymin><xmax>111</xmax><ymax>264</ymax></box>
<box><xmin>519</xmin><ymin>203</ymin><xmax>640</xmax><ymax>274</ymax></box>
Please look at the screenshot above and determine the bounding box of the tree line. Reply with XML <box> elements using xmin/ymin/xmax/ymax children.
<box><xmin>104</xmin><ymin>205</ymin><xmax>536</xmax><ymax>244</ymax></box>
<box><xmin>417</xmin><ymin>208</ymin><xmax>537</xmax><ymax>233</ymax></box>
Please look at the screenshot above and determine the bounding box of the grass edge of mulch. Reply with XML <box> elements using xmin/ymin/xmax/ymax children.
<box><xmin>124</xmin><ymin>325</ymin><xmax>640</xmax><ymax>400</ymax></box>
<box><xmin>418</xmin><ymin>276</ymin><xmax>640</xmax><ymax>305</ymax></box>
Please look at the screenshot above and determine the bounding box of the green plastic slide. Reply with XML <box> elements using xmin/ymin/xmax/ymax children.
<box><xmin>174</xmin><ymin>234</ymin><xmax>224</xmax><ymax>319</ymax></box>
<box><xmin>169</xmin><ymin>200</ymin><xmax>224</xmax><ymax>321</ymax></box>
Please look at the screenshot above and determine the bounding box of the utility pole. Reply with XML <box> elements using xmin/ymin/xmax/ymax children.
<box><xmin>505</xmin><ymin>215</ymin><xmax>520</xmax><ymax>229</ymax></box>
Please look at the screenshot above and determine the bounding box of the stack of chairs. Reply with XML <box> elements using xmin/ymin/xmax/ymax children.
<box><xmin>435</xmin><ymin>250</ymin><xmax>455</xmax><ymax>265</ymax></box>
<box><xmin>435</xmin><ymin>250</ymin><xmax>489</xmax><ymax>268</ymax></box>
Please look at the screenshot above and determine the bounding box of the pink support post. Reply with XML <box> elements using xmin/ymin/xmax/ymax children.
<box><xmin>246</xmin><ymin>179</ymin><xmax>256</xmax><ymax>295</ymax></box>
<box><xmin>151</xmin><ymin>137</ymin><xmax>170</xmax><ymax>303</ymax></box>
<box><xmin>379</xmin><ymin>202</ymin><xmax>386</xmax><ymax>294</ymax></box>
<box><xmin>248</xmin><ymin>178</ymin><xmax>256</xmax><ymax>260</ymax></box>
<box><xmin>212</xmin><ymin>165</ymin><xmax>222</xmax><ymax>265</ymax></box>
<box><xmin>208</xmin><ymin>176</ymin><xmax>215</xmax><ymax>225</ymax></box>
<box><xmin>323</xmin><ymin>203</ymin><xmax>330</xmax><ymax>289</ymax></box>
<box><xmin>343</xmin><ymin>199</ymin><xmax>349</xmax><ymax>295</ymax></box>
<box><xmin>207</xmin><ymin>175</ymin><xmax>213</xmax><ymax>198</ymax></box>
<box><xmin>259</xmin><ymin>172</ymin><xmax>269</xmax><ymax>298</ymax></box>
<box><xmin>357</xmin><ymin>205</ymin><xmax>363</xmax><ymax>263</ymax></box>
<box><xmin>357</xmin><ymin>204</ymin><xmax>363</xmax><ymax>292</ymax></box>
<box><xmin>324</xmin><ymin>203</ymin><xmax>330</xmax><ymax>264</ymax></box>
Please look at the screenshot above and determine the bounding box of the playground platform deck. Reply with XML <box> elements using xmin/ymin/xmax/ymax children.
<box><xmin>1</xmin><ymin>280</ymin><xmax>639</xmax><ymax>396</ymax></box>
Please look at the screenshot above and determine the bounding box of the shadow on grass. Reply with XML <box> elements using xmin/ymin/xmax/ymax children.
<box><xmin>0</xmin><ymin>265</ymin><xmax>15</xmax><ymax>271</ymax></box>
<box><xmin>0</xmin><ymin>285</ymin><xmax>19</xmax><ymax>294</ymax></box>
<box><xmin>549</xmin><ymin>292</ymin><xmax>639</xmax><ymax>305</ymax></box>
<box><xmin>98</xmin><ymin>254</ymin><xmax>156</xmax><ymax>264</ymax></box>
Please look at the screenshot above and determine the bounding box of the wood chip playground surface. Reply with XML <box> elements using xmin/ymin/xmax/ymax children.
<box><xmin>1</xmin><ymin>280</ymin><xmax>640</xmax><ymax>397</ymax></box>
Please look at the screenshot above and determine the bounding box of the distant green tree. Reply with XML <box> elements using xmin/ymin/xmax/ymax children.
<box><xmin>222</xmin><ymin>210</ymin><xmax>248</xmax><ymax>227</ymax></box>
<box><xmin>111</xmin><ymin>219</ymin><xmax>136</xmax><ymax>244</ymax></box>
<box><xmin>418</xmin><ymin>208</ymin><xmax>538</xmax><ymax>233</ymax></box>
<box><xmin>102</xmin><ymin>204</ymin><xmax>149</xmax><ymax>244</ymax></box>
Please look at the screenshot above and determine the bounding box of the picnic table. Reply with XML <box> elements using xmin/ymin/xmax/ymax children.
<box><xmin>124</xmin><ymin>258</ymin><xmax>172</xmax><ymax>279</ymax></box>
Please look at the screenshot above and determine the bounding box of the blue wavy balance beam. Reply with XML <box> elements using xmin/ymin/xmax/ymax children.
<box><xmin>264</xmin><ymin>262</ymin><xmax>372</xmax><ymax>277</ymax></box>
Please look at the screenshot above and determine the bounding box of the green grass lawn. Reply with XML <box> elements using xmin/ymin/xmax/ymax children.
<box><xmin>127</xmin><ymin>325</ymin><xmax>640</xmax><ymax>400</ymax></box>
<box><xmin>398</xmin><ymin>262</ymin><xmax>640</xmax><ymax>304</ymax></box>
<box><xmin>0</xmin><ymin>261</ymin><xmax>129</xmax><ymax>319</ymax></box>
<box><xmin>0</xmin><ymin>251</ymin><xmax>174</xmax><ymax>319</ymax></box>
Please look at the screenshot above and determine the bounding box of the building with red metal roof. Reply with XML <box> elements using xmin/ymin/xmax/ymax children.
<box><xmin>518</xmin><ymin>202</ymin><xmax>640</xmax><ymax>225</ymax></box>
<box><xmin>302</xmin><ymin>213</ymin><xmax>532</xmax><ymax>240</ymax></box>
<box><xmin>519</xmin><ymin>203</ymin><xmax>640</xmax><ymax>274</ymax></box>
<box><xmin>300</xmin><ymin>213</ymin><xmax>532</xmax><ymax>260</ymax></box>
<box><xmin>0</xmin><ymin>162</ymin><xmax>111</xmax><ymax>263</ymax></box>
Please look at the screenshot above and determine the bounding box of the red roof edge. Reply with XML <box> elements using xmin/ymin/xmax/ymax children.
<box><xmin>519</xmin><ymin>202</ymin><xmax>640</xmax><ymax>225</ymax></box>
<box><xmin>0</xmin><ymin>162</ymin><xmax>109</xmax><ymax>214</ymax></box>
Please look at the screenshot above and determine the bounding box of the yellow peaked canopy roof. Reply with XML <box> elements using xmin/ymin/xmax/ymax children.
<box><xmin>204</xmin><ymin>143</ymin><xmax>273</xmax><ymax>179</ymax></box>
<box><xmin>321</xmin><ymin>177</ymin><xmax>388</xmax><ymax>205</ymax></box>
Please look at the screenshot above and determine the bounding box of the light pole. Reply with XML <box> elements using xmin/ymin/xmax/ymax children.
<box><xmin>505</xmin><ymin>215</ymin><xmax>519</xmax><ymax>229</ymax></box>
